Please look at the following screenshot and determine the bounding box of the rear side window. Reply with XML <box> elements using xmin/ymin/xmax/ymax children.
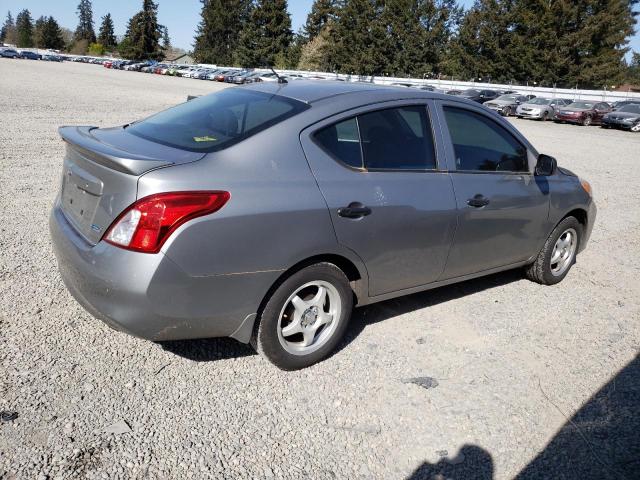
<box><xmin>314</xmin><ymin>106</ymin><xmax>436</xmax><ymax>171</ymax></box>
<box><xmin>314</xmin><ymin>118</ymin><xmax>362</xmax><ymax>168</ymax></box>
<box><xmin>443</xmin><ymin>106</ymin><xmax>528</xmax><ymax>173</ymax></box>
<box><xmin>127</xmin><ymin>88</ymin><xmax>308</xmax><ymax>152</ymax></box>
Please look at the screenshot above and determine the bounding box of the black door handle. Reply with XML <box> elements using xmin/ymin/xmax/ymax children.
<box><xmin>467</xmin><ymin>194</ymin><xmax>490</xmax><ymax>208</ymax></box>
<box><xmin>338</xmin><ymin>202</ymin><xmax>372</xmax><ymax>219</ymax></box>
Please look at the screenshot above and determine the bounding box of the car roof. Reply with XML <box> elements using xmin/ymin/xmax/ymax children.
<box><xmin>244</xmin><ymin>80</ymin><xmax>449</xmax><ymax>104</ymax></box>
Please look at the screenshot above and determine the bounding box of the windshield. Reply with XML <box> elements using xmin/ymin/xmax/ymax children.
<box><xmin>527</xmin><ymin>98</ymin><xmax>551</xmax><ymax>105</ymax></box>
<box><xmin>619</xmin><ymin>104</ymin><xmax>640</xmax><ymax>113</ymax></box>
<box><xmin>569</xmin><ymin>102</ymin><xmax>594</xmax><ymax>109</ymax></box>
<box><xmin>127</xmin><ymin>88</ymin><xmax>309</xmax><ymax>152</ymax></box>
<box><xmin>461</xmin><ymin>89</ymin><xmax>480</xmax><ymax>96</ymax></box>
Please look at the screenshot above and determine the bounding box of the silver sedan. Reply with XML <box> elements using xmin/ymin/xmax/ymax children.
<box><xmin>517</xmin><ymin>97</ymin><xmax>573</xmax><ymax>120</ymax></box>
<box><xmin>50</xmin><ymin>82</ymin><xmax>596</xmax><ymax>369</ymax></box>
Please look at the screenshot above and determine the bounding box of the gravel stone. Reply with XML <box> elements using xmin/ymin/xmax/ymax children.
<box><xmin>1</xmin><ymin>60</ymin><xmax>639</xmax><ymax>480</ymax></box>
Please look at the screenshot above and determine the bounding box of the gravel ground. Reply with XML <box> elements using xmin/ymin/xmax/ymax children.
<box><xmin>1</xmin><ymin>60</ymin><xmax>639</xmax><ymax>480</ymax></box>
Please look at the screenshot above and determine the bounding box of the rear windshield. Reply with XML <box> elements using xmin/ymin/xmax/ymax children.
<box><xmin>127</xmin><ymin>88</ymin><xmax>308</xmax><ymax>152</ymax></box>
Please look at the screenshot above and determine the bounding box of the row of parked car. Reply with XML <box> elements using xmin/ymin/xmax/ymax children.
<box><xmin>0</xmin><ymin>47</ymin><xmax>63</xmax><ymax>61</ymax></box>
<box><xmin>9</xmin><ymin>48</ymin><xmax>638</xmax><ymax>132</ymax></box>
<box><xmin>439</xmin><ymin>88</ymin><xmax>640</xmax><ymax>132</ymax></box>
<box><xmin>101</xmin><ymin>59</ymin><xmax>302</xmax><ymax>84</ymax></box>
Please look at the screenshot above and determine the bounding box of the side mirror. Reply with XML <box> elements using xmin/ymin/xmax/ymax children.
<box><xmin>535</xmin><ymin>154</ymin><xmax>557</xmax><ymax>176</ymax></box>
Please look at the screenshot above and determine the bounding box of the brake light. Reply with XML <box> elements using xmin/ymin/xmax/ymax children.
<box><xmin>104</xmin><ymin>191</ymin><xmax>230</xmax><ymax>253</ymax></box>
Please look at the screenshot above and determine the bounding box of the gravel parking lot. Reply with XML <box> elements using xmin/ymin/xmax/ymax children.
<box><xmin>1</xmin><ymin>60</ymin><xmax>639</xmax><ymax>479</ymax></box>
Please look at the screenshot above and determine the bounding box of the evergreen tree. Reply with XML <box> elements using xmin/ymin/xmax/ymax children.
<box><xmin>121</xmin><ymin>0</ymin><xmax>164</xmax><ymax>60</ymax></box>
<box><xmin>298</xmin><ymin>22</ymin><xmax>332</xmax><ymax>70</ymax></box>
<box><xmin>380</xmin><ymin>0</ymin><xmax>462</xmax><ymax>77</ymax></box>
<box><xmin>39</xmin><ymin>17</ymin><xmax>65</xmax><ymax>50</ymax></box>
<box><xmin>449</xmin><ymin>0</ymin><xmax>638</xmax><ymax>87</ymax></box>
<box><xmin>34</xmin><ymin>15</ymin><xmax>46</xmax><ymax>48</ymax></box>
<box><xmin>303</xmin><ymin>0</ymin><xmax>336</xmax><ymax>40</ymax></box>
<box><xmin>15</xmin><ymin>9</ymin><xmax>34</xmax><ymax>48</ymax></box>
<box><xmin>162</xmin><ymin>26</ymin><xmax>170</xmax><ymax>49</ymax></box>
<box><xmin>75</xmin><ymin>0</ymin><xmax>96</xmax><ymax>43</ymax></box>
<box><xmin>325</xmin><ymin>0</ymin><xmax>387</xmax><ymax>75</ymax></box>
<box><xmin>626</xmin><ymin>52</ymin><xmax>640</xmax><ymax>84</ymax></box>
<box><xmin>509</xmin><ymin>1</ymin><xmax>614</xmax><ymax>87</ymax></box>
<box><xmin>235</xmin><ymin>0</ymin><xmax>293</xmax><ymax>67</ymax></box>
<box><xmin>447</xmin><ymin>0</ymin><xmax>517</xmax><ymax>82</ymax></box>
<box><xmin>98</xmin><ymin>13</ymin><xmax>117</xmax><ymax>49</ymax></box>
<box><xmin>193</xmin><ymin>0</ymin><xmax>250</xmax><ymax>65</ymax></box>
<box><xmin>549</xmin><ymin>0</ymin><xmax>637</xmax><ymax>88</ymax></box>
<box><xmin>0</xmin><ymin>11</ymin><xmax>15</xmax><ymax>43</ymax></box>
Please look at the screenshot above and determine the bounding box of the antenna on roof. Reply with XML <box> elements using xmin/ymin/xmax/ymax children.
<box><xmin>270</xmin><ymin>66</ymin><xmax>288</xmax><ymax>84</ymax></box>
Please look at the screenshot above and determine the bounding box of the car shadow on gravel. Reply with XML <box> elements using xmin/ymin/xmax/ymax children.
<box><xmin>157</xmin><ymin>337</ymin><xmax>256</xmax><ymax>362</ymax></box>
<box><xmin>336</xmin><ymin>268</ymin><xmax>524</xmax><ymax>354</ymax></box>
<box><xmin>157</xmin><ymin>269</ymin><xmax>523</xmax><ymax>363</ymax></box>
<box><xmin>406</xmin><ymin>354</ymin><xmax>640</xmax><ymax>480</ymax></box>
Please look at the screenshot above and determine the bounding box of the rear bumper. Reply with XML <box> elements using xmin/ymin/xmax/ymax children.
<box><xmin>50</xmin><ymin>202</ymin><xmax>275</xmax><ymax>342</ymax></box>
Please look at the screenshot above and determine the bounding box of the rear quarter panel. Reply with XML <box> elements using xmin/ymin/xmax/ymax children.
<box><xmin>136</xmin><ymin>118</ymin><xmax>356</xmax><ymax>279</ymax></box>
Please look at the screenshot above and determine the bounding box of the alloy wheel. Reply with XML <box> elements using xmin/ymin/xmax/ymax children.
<box><xmin>277</xmin><ymin>281</ymin><xmax>342</xmax><ymax>356</ymax></box>
<box><xmin>550</xmin><ymin>228</ymin><xmax>577</xmax><ymax>277</ymax></box>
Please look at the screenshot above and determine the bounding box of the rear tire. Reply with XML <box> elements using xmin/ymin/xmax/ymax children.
<box><xmin>252</xmin><ymin>263</ymin><xmax>353</xmax><ymax>370</ymax></box>
<box><xmin>525</xmin><ymin>216</ymin><xmax>582</xmax><ymax>285</ymax></box>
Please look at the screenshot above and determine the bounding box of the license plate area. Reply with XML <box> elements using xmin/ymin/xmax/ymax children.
<box><xmin>61</xmin><ymin>164</ymin><xmax>103</xmax><ymax>234</ymax></box>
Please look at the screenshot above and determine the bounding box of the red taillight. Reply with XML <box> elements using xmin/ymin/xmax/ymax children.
<box><xmin>103</xmin><ymin>191</ymin><xmax>230</xmax><ymax>253</ymax></box>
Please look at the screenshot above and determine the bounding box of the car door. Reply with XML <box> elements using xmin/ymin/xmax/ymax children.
<box><xmin>300</xmin><ymin>102</ymin><xmax>458</xmax><ymax>297</ymax></box>
<box><xmin>549</xmin><ymin>99</ymin><xmax>565</xmax><ymax>114</ymax></box>
<box><xmin>434</xmin><ymin>100</ymin><xmax>551</xmax><ymax>280</ymax></box>
<box><xmin>594</xmin><ymin>103</ymin><xmax>612</xmax><ymax>122</ymax></box>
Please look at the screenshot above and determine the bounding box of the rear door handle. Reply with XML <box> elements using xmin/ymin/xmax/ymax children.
<box><xmin>467</xmin><ymin>194</ymin><xmax>490</xmax><ymax>208</ymax></box>
<box><xmin>338</xmin><ymin>202</ymin><xmax>372</xmax><ymax>219</ymax></box>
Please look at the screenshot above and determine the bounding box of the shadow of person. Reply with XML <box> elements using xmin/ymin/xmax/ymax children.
<box><xmin>407</xmin><ymin>445</ymin><xmax>494</xmax><ymax>480</ymax></box>
<box><xmin>516</xmin><ymin>354</ymin><xmax>640</xmax><ymax>479</ymax></box>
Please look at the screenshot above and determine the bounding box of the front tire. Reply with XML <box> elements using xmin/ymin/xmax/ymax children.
<box><xmin>252</xmin><ymin>263</ymin><xmax>353</xmax><ymax>370</ymax></box>
<box><xmin>582</xmin><ymin>115</ymin><xmax>592</xmax><ymax>126</ymax></box>
<box><xmin>525</xmin><ymin>216</ymin><xmax>582</xmax><ymax>285</ymax></box>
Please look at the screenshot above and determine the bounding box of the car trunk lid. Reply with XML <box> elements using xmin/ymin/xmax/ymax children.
<box><xmin>58</xmin><ymin>125</ymin><xmax>205</xmax><ymax>245</ymax></box>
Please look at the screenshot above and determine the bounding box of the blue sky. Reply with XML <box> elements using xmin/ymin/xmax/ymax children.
<box><xmin>1</xmin><ymin>0</ymin><xmax>638</xmax><ymax>56</ymax></box>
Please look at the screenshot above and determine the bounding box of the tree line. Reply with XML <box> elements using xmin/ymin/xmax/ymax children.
<box><xmin>193</xmin><ymin>0</ymin><xmax>638</xmax><ymax>88</ymax></box>
<box><xmin>0</xmin><ymin>0</ymin><xmax>172</xmax><ymax>58</ymax></box>
<box><xmin>1</xmin><ymin>0</ymin><xmax>638</xmax><ymax>88</ymax></box>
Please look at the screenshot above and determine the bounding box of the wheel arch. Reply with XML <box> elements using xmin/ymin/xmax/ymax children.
<box><xmin>231</xmin><ymin>253</ymin><xmax>368</xmax><ymax>345</ymax></box>
<box><xmin>261</xmin><ymin>253</ymin><xmax>367</xmax><ymax>310</ymax></box>
<box><xmin>561</xmin><ymin>208</ymin><xmax>588</xmax><ymax>229</ymax></box>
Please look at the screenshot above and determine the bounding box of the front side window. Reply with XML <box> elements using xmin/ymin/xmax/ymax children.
<box><xmin>314</xmin><ymin>106</ymin><xmax>437</xmax><ymax>171</ymax></box>
<box><xmin>443</xmin><ymin>106</ymin><xmax>529</xmax><ymax>173</ymax></box>
<box><xmin>127</xmin><ymin>88</ymin><xmax>308</xmax><ymax>152</ymax></box>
